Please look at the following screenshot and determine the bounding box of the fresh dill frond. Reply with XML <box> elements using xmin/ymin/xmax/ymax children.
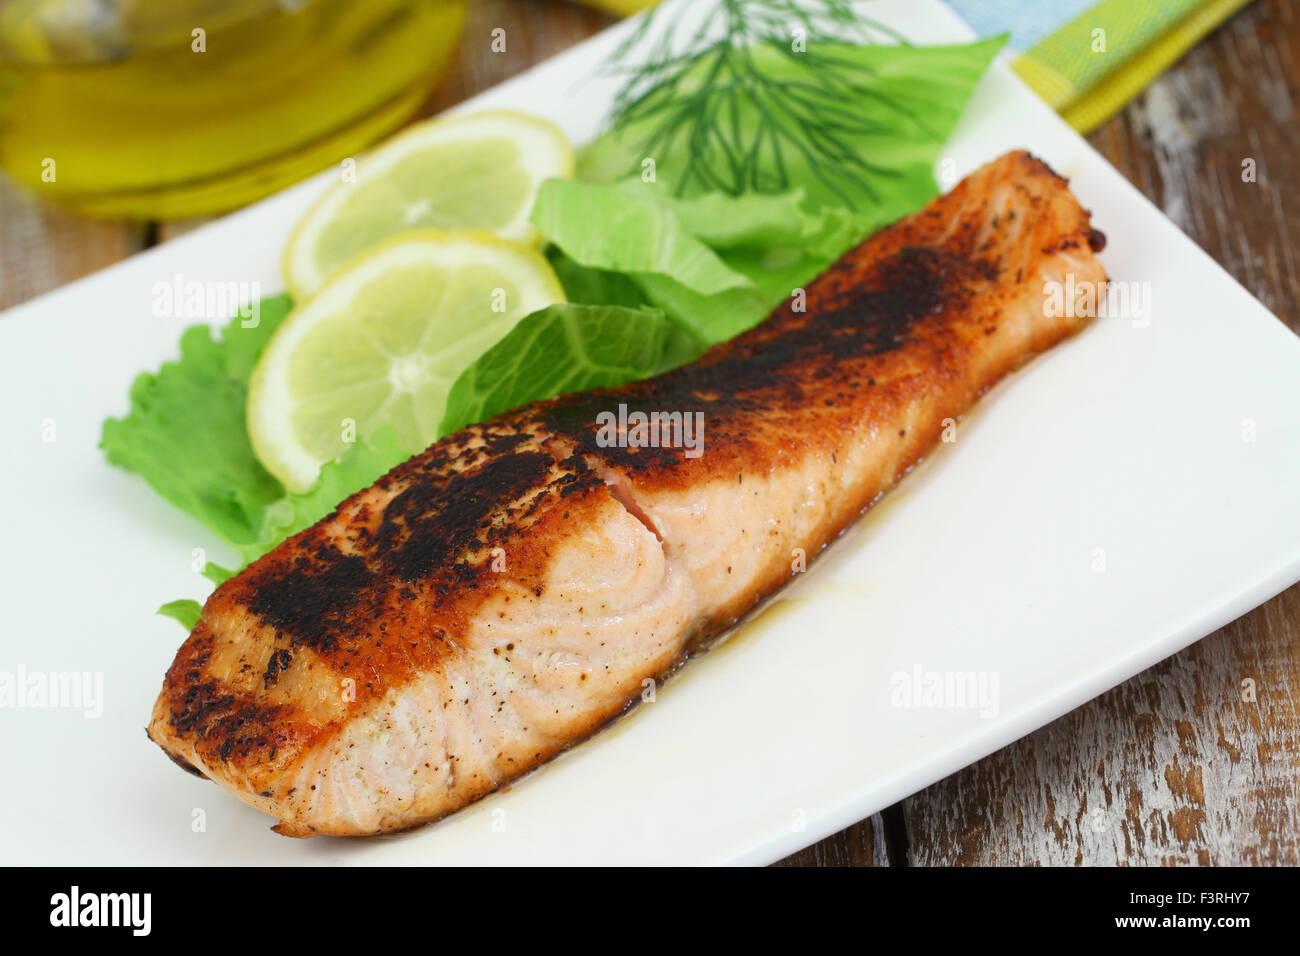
<box><xmin>599</xmin><ymin>0</ymin><xmax>934</xmax><ymax>207</ymax></box>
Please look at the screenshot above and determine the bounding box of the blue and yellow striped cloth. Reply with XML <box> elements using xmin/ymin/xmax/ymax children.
<box><xmin>946</xmin><ymin>0</ymin><xmax>1253</xmax><ymax>131</ymax></box>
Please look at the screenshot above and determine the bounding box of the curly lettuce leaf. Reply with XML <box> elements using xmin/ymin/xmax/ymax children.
<box><xmin>149</xmin><ymin>429</ymin><xmax>407</xmax><ymax>627</ymax></box>
<box><xmin>652</xmin><ymin>188</ymin><xmax>877</xmax><ymax>303</ymax></box>
<box><xmin>234</xmin><ymin>427</ymin><xmax>407</xmax><ymax>567</ymax></box>
<box><xmin>101</xmin><ymin>296</ymin><xmax>410</xmax><ymax>627</ymax></box>
<box><xmin>100</xmin><ymin>295</ymin><xmax>293</xmax><ymax>548</ymax></box>
<box><xmin>532</xmin><ymin>179</ymin><xmax>755</xmax><ymax>297</ymax></box>
<box><xmin>552</xmin><ymin>37</ymin><xmax>1006</xmax><ymax>342</ymax></box>
<box><xmin>534</xmin><ymin>182</ymin><xmax>878</xmax><ymax>343</ymax></box>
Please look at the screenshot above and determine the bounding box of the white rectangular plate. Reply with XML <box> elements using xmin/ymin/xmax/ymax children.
<box><xmin>3</xmin><ymin>0</ymin><xmax>1299</xmax><ymax>866</ymax></box>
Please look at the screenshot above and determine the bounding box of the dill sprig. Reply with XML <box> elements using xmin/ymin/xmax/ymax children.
<box><xmin>599</xmin><ymin>0</ymin><xmax>935</xmax><ymax>208</ymax></box>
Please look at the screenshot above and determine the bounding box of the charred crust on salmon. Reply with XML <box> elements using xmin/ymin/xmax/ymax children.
<box><xmin>239</xmin><ymin>443</ymin><xmax>603</xmax><ymax>664</ymax></box>
<box><xmin>262</xmin><ymin>648</ymin><xmax>292</xmax><ymax>689</ymax></box>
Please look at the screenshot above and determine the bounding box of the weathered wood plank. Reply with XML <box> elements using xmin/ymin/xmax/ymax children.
<box><xmin>422</xmin><ymin>0</ymin><xmax>613</xmax><ymax>116</ymax></box>
<box><xmin>904</xmin><ymin>586</ymin><xmax>1300</xmax><ymax>866</ymax></box>
<box><xmin>772</xmin><ymin>814</ymin><xmax>893</xmax><ymax>867</ymax></box>
<box><xmin>899</xmin><ymin>0</ymin><xmax>1300</xmax><ymax>867</ymax></box>
<box><xmin>0</xmin><ymin>179</ymin><xmax>145</xmax><ymax>310</ymax></box>
<box><xmin>1102</xmin><ymin>0</ymin><xmax>1298</xmax><ymax>331</ymax></box>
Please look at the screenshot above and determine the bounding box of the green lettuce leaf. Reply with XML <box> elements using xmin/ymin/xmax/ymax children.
<box><xmin>539</xmin><ymin>37</ymin><xmax>1004</xmax><ymax>347</ymax></box>
<box><xmin>635</xmin><ymin>274</ymin><xmax>771</xmax><ymax>345</ymax></box>
<box><xmin>234</xmin><ymin>427</ymin><xmax>407</xmax><ymax>567</ymax></box>
<box><xmin>578</xmin><ymin>36</ymin><xmax>1008</xmax><ymax>218</ymax></box>
<box><xmin>440</xmin><ymin>303</ymin><xmax>687</xmax><ymax>435</ymax></box>
<box><xmin>532</xmin><ymin>179</ymin><xmax>755</xmax><ymax>297</ymax></box>
<box><xmin>547</xmin><ymin>248</ymin><xmax>651</xmax><ymax>310</ymax></box>
<box><xmin>655</xmin><ymin>189</ymin><xmax>878</xmax><ymax>303</ymax></box>
<box><xmin>103</xmin><ymin>296</ymin><xmax>411</xmax><ymax>627</ymax></box>
<box><xmin>156</xmin><ymin>599</ymin><xmax>202</xmax><ymax>631</ymax></box>
<box><xmin>535</xmin><ymin>184</ymin><xmax>876</xmax><ymax>344</ymax></box>
<box><xmin>645</xmin><ymin>187</ymin><xmax>863</xmax><ymax>253</ymax></box>
<box><xmin>154</xmin><ymin>431</ymin><xmax>407</xmax><ymax>625</ymax></box>
<box><xmin>100</xmin><ymin>295</ymin><xmax>293</xmax><ymax>548</ymax></box>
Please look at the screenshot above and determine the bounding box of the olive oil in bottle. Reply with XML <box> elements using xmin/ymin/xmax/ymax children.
<box><xmin>0</xmin><ymin>0</ymin><xmax>468</xmax><ymax>218</ymax></box>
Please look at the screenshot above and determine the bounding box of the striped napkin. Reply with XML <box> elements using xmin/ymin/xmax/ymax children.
<box><xmin>946</xmin><ymin>0</ymin><xmax>1252</xmax><ymax>131</ymax></box>
<box><xmin>573</xmin><ymin>0</ymin><xmax>1253</xmax><ymax>133</ymax></box>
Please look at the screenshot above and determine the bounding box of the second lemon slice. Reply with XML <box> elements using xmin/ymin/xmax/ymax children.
<box><xmin>283</xmin><ymin>110</ymin><xmax>574</xmax><ymax>298</ymax></box>
<box><xmin>249</xmin><ymin>231</ymin><xmax>566</xmax><ymax>491</ymax></box>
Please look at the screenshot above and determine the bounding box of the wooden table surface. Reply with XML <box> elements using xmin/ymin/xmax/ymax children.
<box><xmin>4</xmin><ymin>0</ymin><xmax>1296</xmax><ymax>865</ymax></box>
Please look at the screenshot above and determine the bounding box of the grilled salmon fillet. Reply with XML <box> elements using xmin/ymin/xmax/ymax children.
<box><xmin>149</xmin><ymin>151</ymin><xmax>1107</xmax><ymax>836</ymax></box>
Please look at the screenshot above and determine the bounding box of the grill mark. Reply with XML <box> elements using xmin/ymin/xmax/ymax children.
<box><xmin>249</xmin><ymin>553</ymin><xmax>372</xmax><ymax>654</ymax></box>
<box><xmin>263</xmin><ymin>648</ymin><xmax>292</xmax><ymax>689</ymax></box>
<box><xmin>167</xmin><ymin>676</ymin><xmax>295</xmax><ymax>763</ymax></box>
<box><xmin>375</xmin><ymin>450</ymin><xmax>554</xmax><ymax>582</ymax></box>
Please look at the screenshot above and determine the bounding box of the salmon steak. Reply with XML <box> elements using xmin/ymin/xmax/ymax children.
<box><xmin>148</xmin><ymin>151</ymin><xmax>1107</xmax><ymax>836</ymax></box>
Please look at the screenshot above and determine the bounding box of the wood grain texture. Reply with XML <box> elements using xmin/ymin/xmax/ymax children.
<box><xmin>1089</xmin><ymin>0</ymin><xmax>1298</xmax><ymax>331</ymax></box>
<box><xmin>0</xmin><ymin>180</ymin><xmax>145</xmax><ymax>309</ymax></box>
<box><xmin>899</xmin><ymin>0</ymin><xmax>1300</xmax><ymax>867</ymax></box>
<box><xmin>771</xmin><ymin>814</ymin><xmax>893</xmax><ymax>867</ymax></box>
<box><xmin>904</xmin><ymin>586</ymin><xmax>1300</xmax><ymax>865</ymax></box>
<box><xmin>422</xmin><ymin>0</ymin><xmax>613</xmax><ymax>115</ymax></box>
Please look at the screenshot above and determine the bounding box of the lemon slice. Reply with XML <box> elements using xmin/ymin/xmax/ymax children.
<box><xmin>283</xmin><ymin>110</ymin><xmax>573</xmax><ymax>298</ymax></box>
<box><xmin>249</xmin><ymin>231</ymin><xmax>565</xmax><ymax>491</ymax></box>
